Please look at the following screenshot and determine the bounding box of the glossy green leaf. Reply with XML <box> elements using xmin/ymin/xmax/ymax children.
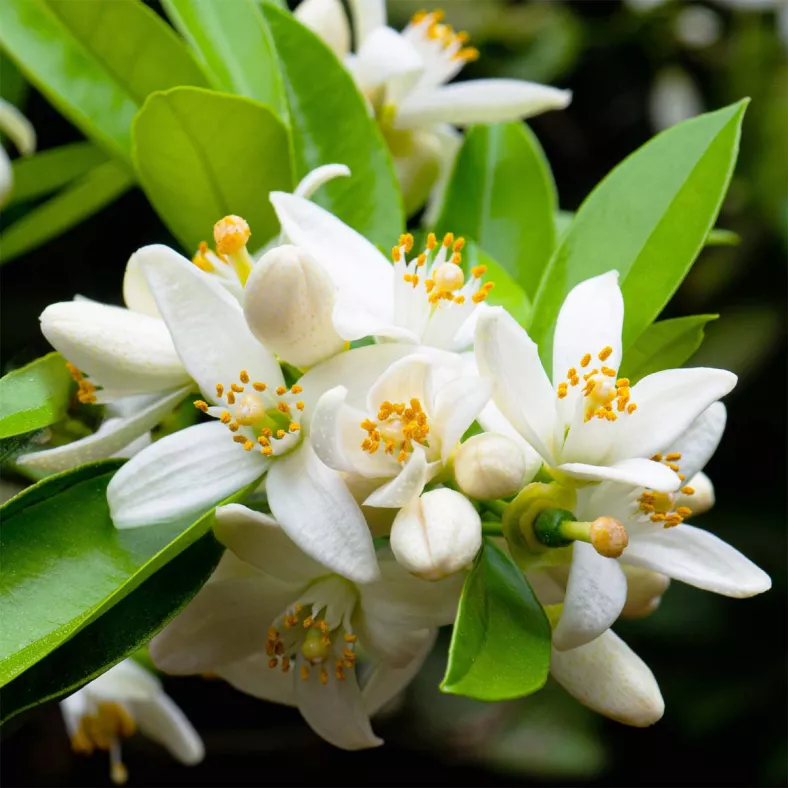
<box><xmin>621</xmin><ymin>315</ymin><xmax>718</xmax><ymax>384</ymax></box>
<box><xmin>262</xmin><ymin>4</ymin><xmax>404</xmax><ymax>248</ymax></box>
<box><xmin>0</xmin><ymin>353</ymin><xmax>72</xmax><ymax>440</ymax></box>
<box><xmin>466</xmin><ymin>244</ymin><xmax>532</xmax><ymax>327</ymax></box>
<box><xmin>132</xmin><ymin>87</ymin><xmax>294</xmax><ymax>252</ymax></box>
<box><xmin>437</xmin><ymin>123</ymin><xmax>556</xmax><ymax>299</ymax></box>
<box><xmin>531</xmin><ymin>100</ymin><xmax>748</xmax><ymax>369</ymax></box>
<box><xmin>0</xmin><ymin>161</ymin><xmax>133</xmax><ymax>265</ymax></box>
<box><xmin>1</xmin><ymin>533</ymin><xmax>222</xmax><ymax>725</ymax></box>
<box><xmin>163</xmin><ymin>0</ymin><xmax>286</xmax><ymax>117</ymax></box>
<box><xmin>441</xmin><ymin>539</ymin><xmax>551</xmax><ymax>702</ymax></box>
<box><xmin>0</xmin><ymin>461</ymin><xmax>259</xmax><ymax>687</ymax></box>
<box><xmin>8</xmin><ymin>142</ymin><xmax>109</xmax><ymax>206</ymax></box>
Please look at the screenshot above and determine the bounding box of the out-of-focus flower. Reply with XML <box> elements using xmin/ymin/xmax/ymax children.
<box><xmin>151</xmin><ymin>506</ymin><xmax>461</xmax><ymax>750</ymax></box>
<box><xmin>390</xmin><ymin>487</ymin><xmax>481</xmax><ymax>579</ymax></box>
<box><xmin>475</xmin><ymin>271</ymin><xmax>737</xmax><ymax>491</ymax></box>
<box><xmin>453</xmin><ymin>432</ymin><xmax>531</xmax><ymax>500</ymax></box>
<box><xmin>649</xmin><ymin>67</ymin><xmax>704</xmax><ymax>131</ymax></box>
<box><xmin>675</xmin><ymin>5</ymin><xmax>723</xmax><ymax>48</ymax></box>
<box><xmin>0</xmin><ymin>96</ymin><xmax>35</xmax><ymax>207</ymax></box>
<box><xmin>60</xmin><ymin>658</ymin><xmax>203</xmax><ymax>785</ymax></box>
<box><xmin>295</xmin><ymin>0</ymin><xmax>571</xmax><ymax>214</ymax></box>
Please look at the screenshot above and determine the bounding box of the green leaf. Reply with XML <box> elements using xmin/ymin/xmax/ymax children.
<box><xmin>436</xmin><ymin>123</ymin><xmax>557</xmax><ymax>299</ymax></box>
<box><xmin>7</xmin><ymin>142</ymin><xmax>109</xmax><ymax>206</ymax></box>
<box><xmin>0</xmin><ymin>461</ymin><xmax>259</xmax><ymax>687</ymax></box>
<box><xmin>0</xmin><ymin>0</ymin><xmax>208</xmax><ymax>162</ymax></box>
<box><xmin>621</xmin><ymin>315</ymin><xmax>718</xmax><ymax>384</ymax></box>
<box><xmin>531</xmin><ymin>100</ymin><xmax>748</xmax><ymax>369</ymax></box>
<box><xmin>1</xmin><ymin>533</ymin><xmax>223</xmax><ymax>725</ymax></box>
<box><xmin>0</xmin><ymin>353</ymin><xmax>72</xmax><ymax>440</ymax></box>
<box><xmin>163</xmin><ymin>0</ymin><xmax>287</xmax><ymax>117</ymax></box>
<box><xmin>262</xmin><ymin>3</ymin><xmax>404</xmax><ymax>249</ymax></box>
<box><xmin>132</xmin><ymin>87</ymin><xmax>294</xmax><ymax>252</ymax></box>
<box><xmin>441</xmin><ymin>539</ymin><xmax>551</xmax><ymax>701</ymax></box>
<box><xmin>0</xmin><ymin>161</ymin><xmax>133</xmax><ymax>265</ymax></box>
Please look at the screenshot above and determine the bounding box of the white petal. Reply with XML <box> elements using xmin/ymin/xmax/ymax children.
<box><xmin>610</xmin><ymin>368</ymin><xmax>737</xmax><ymax>463</ymax></box>
<box><xmin>90</xmin><ymin>658</ymin><xmax>162</xmax><ymax>699</ymax></box>
<box><xmin>269</xmin><ymin>192</ymin><xmax>395</xmax><ymax>338</ymax></box>
<box><xmin>363</xmin><ymin>629</ymin><xmax>436</xmax><ymax>716</ymax></box>
<box><xmin>366</xmin><ymin>354</ymin><xmax>431</xmax><ymax>414</ymax></box>
<box><xmin>432</xmin><ymin>374</ymin><xmax>491</xmax><ymax>463</ymax></box>
<box><xmin>308</xmin><ymin>386</ymin><xmax>361</xmax><ymax>473</ymax></box>
<box><xmin>135</xmin><ymin>244</ymin><xmax>283</xmax><ymax>401</ymax></box>
<box><xmin>678</xmin><ymin>471</ymin><xmax>714</xmax><ymax>515</ymax></box>
<box><xmin>294</xmin><ymin>0</ymin><xmax>351</xmax><ymax>58</ymax></box>
<box><xmin>123</xmin><ymin>253</ymin><xmax>161</xmax><ymax>318</ymax></box>
<box><xmin>550</xmin><ymin>629</ymin><xmax>664</xmax><ymax>727</ymax></box>
<box><xmin>347</xmin><ymin>0</ymin><xmax>386</xmax><ymax>44</ymax></box>
<box><xmin>150</xmin><ymin>574</ymin><xmax>295</xmax><ymax>674</ymax></box>
<box><xmin>60</xmin><ymin>693</ymin><xmax>87</xmax><ymax>738</ymax></box>
<box><xmin>293</xmin><ymin>163</ymin><xmax>351</xmax><ymax>200</ymax></box>
<box><xmin>474</xmin><ymin>307</ymin><xmax>558</xmax><ymax>463</ymax></box>
<box><xmin>624</xmin><ymin>524</ymin><xmax>771</xmax><ymax>597</ymax></box>
<box><xmin>108</xmin><ymin>421</ymin><xmax>267</xmax><ymax>528</ymax></box>
<box><xmin>217</xmin><ymin>653</ymin><xmax>297</xmax><ymax>707</ymax></box>
<box><xmin>353</xmin><ymin>26</ymin><xmax>423</xmax><ymax>96</ymax></box>
<box><xmin>395</xmin><ymin>79</ymin><xmax>572</xmax><ymax>129</ymax></box>
<box><xmin>266</xmin><ymin>442</ymin><xmax>379</xmax><ymax>583</ymax></box>
<box><xmin>422</xmin><ymin>123</ymin><xmax>462</xmax><ymax>227</ymax></box>
<box><xmin>553</xmin><ymin>543</ymin><xmax>627</xmax><ymax>650</ymax></box>
<box><xmin>558</xmin><ymin>457</ymin><xmax>681</xmax><ymax>492</ymax></box>
<box><xmin>666</xmin><ymin>401</ymin><xmax>726</xmax><ymax>480</ymax></box>
<box><xmin>0</xmin><ymin>146</ymin><xmax>12</xmax><ymax>207</ymax></box>
<box><xmin>17</xmin><ymin>386</ymin><xmax>190</xmax><ymax>472</ymax></box>
<box><xmin>296</xmin><ymin>656</ymin><xmax>382</xmax><ymax>750</ymax></box>
<box><xmin>214</xmin><ymin>504</ymin><xmax>325</xmax><ymax>584</ymax></box>
<box><xmin>0</xmin><ymin>97</ymin><xmax>36</xmax><ymax>155</ymax></box>
<box><xmin>130</xmin><ymin>692</ymin><xmax>204</xmax><ymax>764</ymax></box>
<box><xmin>363</xmin><ymin>446</ymin><xmax>434</xmax><ymax>508</ymax></box>
<box><xmin>40</xmin><ymin>300</ymin><xmax>189</xmax><ymax>394</ymax></box>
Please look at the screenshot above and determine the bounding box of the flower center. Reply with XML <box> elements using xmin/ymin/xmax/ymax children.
<box><xmin>556</xmin><ymin>346</ymin><xmax>638</xmax><ymax>422</ymax></box>
<box><xmin>66</xmin><ymin>362</ymin><xmax>98</xmax><ymax>404</ymax></box>
<box><xmin>360</xmin><ymin>398</ymin><xmax>430</xmax><ymax>463</ymax></box>
<box><xmin>409</xmin><ymin>9</ymin><xmax>479</xmax><ymax>62</ymax></box>
<box><xmin>637</xmin><ymin>452</ymin><xmax>695</xmax><ymax>528</ymax></box>
<box><xmin>193</xmin><ymin>370</ymin><xmax>304</xmax><ymax>456</ymax></box>
<box><xmin>393</xmin><ymin>231</ymin><xmax>494</xmax><ymax>307</ymax></box>
<box><xmin>70</xmin><ymin>700</ymin><xmax>135</xmax><ymax>783</ymax></box>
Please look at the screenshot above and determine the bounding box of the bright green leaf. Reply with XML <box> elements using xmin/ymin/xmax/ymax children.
<box><xmin>621</xmin><ymin>315</ymin><xmax>718</xmax><ymax>384</ymax></box>
<box><xmin>0</xmin><ymin>353</ymin><xmax>72</xmax><ymax>440</ymax></box>
<box><xmin>436</xmin><ymin>123</ymin><xmax>556</xmax><ymax>299</ymax></box>
<box><xmin>132</xmin><ymin>87</ymin><xmax>294</xmax><ymax>252</ymax></box>
<box><xmin>0</xmin><ymin>161</ymin><xmax>133</xmax><ymax>264</ymax></box>
<box><xmin>1</xmin><ymin>532</ymin><xmax>223</xmax><ymax>725</ymax></box>
<box><xmin>441</xmin><ymin>539</ymin><xmax>551</xmax><ymax>702</ymax></box>
<box><xmin>262</xmin><ymin>4</ymin><xmax>404</xmax><ymax>249</ymax></box>
<box><xmin>531</xmin><ymin>100</ymin><xmax>748</xmax><ymax>370</ymax></box>
<box><xmin>163</xmin><ymin>0</ymin><xmax>287</xmax><ymax>116</ymax></box>
<box><xmin>0</xmin><ymin>461</ymin><xmax>259</xmax><ymax>687</ymax></box>
<box><xmin>8</xmin><ymin>142</ymin><xmax>109</xmax><ymax>206</ymax></box>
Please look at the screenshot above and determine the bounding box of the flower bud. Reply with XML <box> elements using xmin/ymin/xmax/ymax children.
<box><xmin>390</xmin><ymin>488</ymin><xmax>481</xmax><ymax>580</ymax></box>
<box><xmin>243</xmin><ymin>244</ymin><xmax>345</xmax><ymax>368</ymax></box>
<box><xmin>454</xmin><ymin>433</ymin><xmax>528</xmax><ymax>500</ymax></box>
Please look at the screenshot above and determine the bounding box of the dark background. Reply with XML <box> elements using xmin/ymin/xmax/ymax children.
<box><xmin>1</xmin><ymin>1</ymin><xmax>786</xmax><ymax>786</ymax></box>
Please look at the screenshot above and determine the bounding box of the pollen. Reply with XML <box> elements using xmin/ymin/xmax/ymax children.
<box><xmin>213</xmin><ymin>215</ymin><xmax>250</xmax><ymax>255</ymax></box>
<box><xmin>66</xmin><ymin>362</ymin><xmax>98</xmax><ymax>404</ymax></box>
<box><xmin>665</xmin><ymin>452</ymin><xmax>682</xmax><ymax>461</ymax></box>
<box><xmin>230</xmin><ymin>383</ymin><xmax>244</xmax><ymax>393</ymax></box>
<box><xmin>291</xmin><ymin>384</ymin><xmax>303</xmax><ymax>394</ymax></box>
<box><xmin>216</xmin><ymin>383</ymin><xmax>224</xmax><ymax>398</ymax></box>
<box><xmin>681</xmin><ymin>486</ymin><xmax>695</xmax><ymax>495</ymax></box>
<box><xmin>426</xmin><ymin>232</ymin><xmax>437</xmax><ymax>250</ymax></box>
<box><xmin>471</xmin><ymin>265</ymin><xmax>487</xmax><ymax>279</ymax></box>
<box><xmin>193</xmin><ymin>400</ymin><xmax>209</xmax><ymax>413</ymax></box>
<box><xmin>361</xmin><ymin>398</ymin><xmax>430</xmax><ymax>464</ymax></box>
<box><xmin>253</xmin><ymin>382</ymin><xmax>266</xmax><ymax>392</ymax></box>
<box><xmin>598</xmin><ymin>346</ymin><xmax>613</xmax><ymax>361</ymax></box>
<box><xmin>239</xmin><ymin>370</ymin><xmax>250</xmax><ymax>384</ymax></box>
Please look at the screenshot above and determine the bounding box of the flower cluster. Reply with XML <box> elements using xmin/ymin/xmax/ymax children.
<box><xmin>27</xmin><ymin>164</ymin><xmax>769</xmax><ymax>762</ymax></box>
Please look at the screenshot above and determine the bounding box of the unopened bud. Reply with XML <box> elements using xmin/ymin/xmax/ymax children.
<box><xmin>390</xmin><ymin>488</ymin><xmax>481</xmax><ymax>580</ymax></box>
<box><xmin>454</xmin><ymin>433</ymin><xmax>528</xmax><ymax>500</ymax></box>
<box><xmin>243</xmin><ymin>245</ymin><xmax>345</xmax><ymax>368</ymax></box>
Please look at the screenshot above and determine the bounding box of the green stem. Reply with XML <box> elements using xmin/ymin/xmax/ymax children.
<box><xmin>481</xmin><ymin>520</ymin><xmax>504</xmax><ymax>536</ymax></box>
<box><xmin>484</xmin><ymin>499</ymin><xmax>508</xmax><ymax>517</ymax></box>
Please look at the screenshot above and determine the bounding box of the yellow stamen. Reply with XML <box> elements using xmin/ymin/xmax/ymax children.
<box><xmin>213</xmin><ymin>215</ymin><xmax>250</xmax><ymax>255</ymax></box>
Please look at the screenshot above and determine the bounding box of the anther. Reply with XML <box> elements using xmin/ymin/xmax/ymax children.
<box><xmin>426</xmin><ymin>232</ymin><xmax>437</xmax><ymax>250</ymax></box>
<box><xmin>665</xmin><ymin>452</ymin><xmax>682</xmax><ymax>461</ymax></box>
<box><xmin>193</xmin><ymin>400</ymin><xmax>209</xmax><ymax>412</ymax></box>
<box><xmin>239</xmin><ymin>370</ymin><xmax>249</xmax><ymax>384</ymax></box>
<box><xmin>276</xmin><ymin>386</ymin><xmax>286</xmax><ymax>396</ymax></box>
<box><xmin>598</xmin><ymin>346</ymin><xmax>613</xmax><ymax>361</ymax></box>
<box><xmin>216</xmin><ymin>383</ymin><xmax>224</xmax><ymax>398</ymax></box>
<box><xmin>676</xmin><ymin>506</ymin><xmax>692</xmax><ymax>518</ymax></box>
<box><xmin>580</xmin><ymin>353</ymin><xmax>592</xmax><ymax>368</ymax></box>
<box><xmin>228</xmin><ymin>421</ymin><xmax>239</xmax><ymax>432</ymax></box>
<box><xmin>442</xmin><ymin>232</ymin><xmax>454</xmax><ymax>248</ymax></box>
<box><xmin>226</xmin><ymin>391</ymin><xmax>236</xmax><ymax>405</ymax></box>
<box><xmin>681</xmin><ymin>486</ymin><xmax>695</xmax><ymax>495</ymax></box>
<box><xmin>289</xmin><ymin>423</ymin><xmax>300</xmax><ymax>432</ymax></box>
<box><xmin>230</xmin><ymin>383</ymin><xmax>244</xmax><ymax>393</ymax></box>
<box><xmin>253</xmin><ymin>382</ymin><xmax>266</xmax><ymax>392</ymax></box>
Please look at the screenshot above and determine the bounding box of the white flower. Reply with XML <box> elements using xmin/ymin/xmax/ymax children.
<box><xmin>309</xmin><ymin>353</ymin><xmax>491</xmax><ymax>509</ymax></box>
<box><xmin>60</xmin><ymin>658</ymin><xmax>203</xmax><ymax>784</ymax></box>
<box><xmin>269</xmin><ymin>190</ymin><xmax>496</xmax><ymax>360</ymax></box>
<box><xmin>453</xmin><ymin>432</ymin><xmax>530</xmax><ymax>500</ymax></box>
<box><xmin>295</xmin><ymin>0</ymin><xmax>571</xmax><ymax>214</ymax></box>
<box><xmin>548</xmin><ymin>403</ymin><xmax>772</xmax><ymax>650</ymax></box>
<box><xmin>105</xmin><ymin>244</ymin><xmax>383</xmax><ymax>583</ymax></box>
<box><xmin>389</xmin><ymin>487</ymin><xmax>481</xmax><ymax>580</ymax></box>
<box><xmin>475</xmin><ymin>270</ymin><xmax>738</xmax><ymax>492</ymax></box>
<box><xmin>0</xmin><ymin>96</ymin><xmax>35</xmax><ymax>207</ymax></box>
<box><xmin>150</xmin><ymin>505</ymin><xmax>461</xmax><ymax>750</ymax></box>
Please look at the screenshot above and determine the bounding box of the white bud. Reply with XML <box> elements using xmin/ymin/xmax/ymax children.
<box><xmin>454</xmin><ymin>433</ymin><xmax>528</xmax><ymax>500</ymax></box>
<box><xmin>243</xmin><ymin>244</ymin><xmax>345</xmax><ymax>368</ymax></box>
<box><xmin>390</xmin><ymin>488</ymin><xmax>481</xmax><ymax>581</ymax></box>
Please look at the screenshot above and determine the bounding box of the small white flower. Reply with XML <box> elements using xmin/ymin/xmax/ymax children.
<box><xmin>475</xmin><ymin>270</ymin><xmax>738</xmax><ymax>492</ymax></box>
<box><xmin>0</xmin><ymin>96</ymin><xmax>35</xmax><ymax>207</ymax></box>
<box><xmin>309</xmin><ymin>353</ymin><xmax>491</xmax><ymax>508</ymax></box>
<box><xmin>389</xmin><ymin>487</ymin><xmax>481</xmax><ymax>580</ymax></box>
<box><xmin>60</xmin><ymin>658</ymin><xmax>203</xmax><ymax>785</ymax></box>
<box><xmin>150</xmin><ymin>506</ymin><xmax>461</xmax><ymax>751</ymax></box>
<box><xmin>453</xmin><ymin>432</ymin><xmax>531</xmax><ymax>500</ymax></box>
